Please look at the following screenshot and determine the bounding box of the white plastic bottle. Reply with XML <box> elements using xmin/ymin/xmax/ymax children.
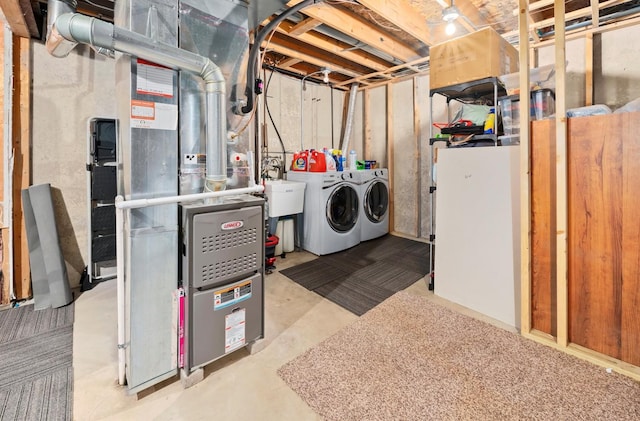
<box><xmin>324</xmin><ymin>147</ymin><xmax>336</xmax><ymax>171</ymax></box>
<box><xmin>349</xmin><ymin>150</ymin><xmax>357</xmax><ymax>170</ymax></box>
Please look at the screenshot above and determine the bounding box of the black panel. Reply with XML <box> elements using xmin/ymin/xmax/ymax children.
<box><xmin>92</xmin><ymin>234</ymin><xmax>116</xmax><ymax>263</ymax></box>
<box><xmin>91</xmin><ymin>206</ymin><xmax>116</xmax><ymax>233</ymax></box>
<box><xmin>91</xmin><ymin>166</ymin><xmax>117</xmax><ymax>200</ymax></box>
<box><xmin>93</xmin><ymin>119</ymin><xmax>117</xmax><ymax>163</ymax></box>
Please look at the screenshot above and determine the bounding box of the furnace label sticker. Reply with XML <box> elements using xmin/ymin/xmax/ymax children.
<box><xmin>130</xmin><ymin>100</ymin><xmax>178</xmax><ymax>130</ymax></box>
<box><xmin>136</xmin><ymin>59</ymin><xmax>174</xmax><ymax>98</ymax></box>
<box><xmin>225</xmin><ymin>309</ymin><xmax>246</xmax><ymax>353</ymax></box>
<box><xmin>213</xmin><ymin>280</ymin><xmax>252</xmax><ymax>310</ymax></box>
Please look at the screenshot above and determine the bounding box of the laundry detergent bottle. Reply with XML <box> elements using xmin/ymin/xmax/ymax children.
<box><xmin>291</xmin><ymin>150</ymin><xmax>308</xmax><ymax>171</ymax></box>
<box><xmin>324</xmin><ymin>148</ymin><xmax>337</xmax><ymax>171</ymax></box>
<box><xmin>308</xmin><ymin>149</ymin><xmax>326</xmax><ymax>172</ymax></box>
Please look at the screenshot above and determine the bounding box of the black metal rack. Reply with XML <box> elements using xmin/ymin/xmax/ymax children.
<box><xmin>427</xmin><ymin>77</ymin><xmax>508</xmax><ymax>291</ymax></box>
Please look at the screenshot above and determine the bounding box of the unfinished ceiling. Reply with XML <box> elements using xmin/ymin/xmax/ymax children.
<box><xmin>3</xmin><ymin>0</ymin><xmax>640</xmax><ymax>89</ymax></box>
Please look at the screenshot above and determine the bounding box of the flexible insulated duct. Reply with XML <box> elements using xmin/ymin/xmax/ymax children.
<box><xmin>46</xmin><ymin>5</ymin><xmax>228</xmax><ymax>192</ymax></box>
<box><xmin>340</xmin><ymin>83</ymin><xmax>359</xmax><ymax>157</ymax></box>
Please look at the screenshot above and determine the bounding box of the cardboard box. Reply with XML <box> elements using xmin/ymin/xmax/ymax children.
<box><xmin>430</xmin><ymin>27</ymin><xmax>519</xmax><ymax>90</ymax></box>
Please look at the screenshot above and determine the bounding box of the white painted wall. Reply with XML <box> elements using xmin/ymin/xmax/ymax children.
<box><xmin>32</xmin><ymin>41</ymin><xmax>116</xmax><ymax>287</ymax></box>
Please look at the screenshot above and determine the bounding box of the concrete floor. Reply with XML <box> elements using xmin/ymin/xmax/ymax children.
<box><xmin>73</xmin><ymin>248</ymin><xmax>513</xmax><ymax>420</ymax></box>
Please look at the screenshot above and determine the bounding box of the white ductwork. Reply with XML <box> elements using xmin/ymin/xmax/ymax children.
<box><xmin>46</xmin><ymin>2</ymin><xmax>228</xmax><ymax>192</ymax></box>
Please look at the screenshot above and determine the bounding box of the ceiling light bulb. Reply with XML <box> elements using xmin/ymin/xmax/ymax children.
<box><xmin>445</xmin><ymin>22</ymin><xmax>456</xmax><ymax>36</ymax></box>
<box><xmin>321</xmin><ymin>68</ymin><xmax>331</xmax><ymax>83</ymax></box>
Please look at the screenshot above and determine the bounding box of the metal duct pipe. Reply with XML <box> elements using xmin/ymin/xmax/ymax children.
<box><xmin>46</xmin><ymin>0</ymin><xmax>78</xmax><ymax>57</ymax></box>
<box><xmin>340</xmin><ymin>83</ymin><xmax>359</xmax><ymax>158</ymax></box>
<box><xmin>47</xmin><ymin>10</ymin><xmax>228</xmax><ymax>192</ymax></box>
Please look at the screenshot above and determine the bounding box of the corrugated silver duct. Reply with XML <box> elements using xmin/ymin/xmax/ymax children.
<box><xmin>340</xmin><ymin>83</ymin><xmax>359</xmax><ymax>156</ymax></box>
<box><xmin>46</xmin><ymin>3</ymin><xmax>228</xmax><ymax>191</ymax></box>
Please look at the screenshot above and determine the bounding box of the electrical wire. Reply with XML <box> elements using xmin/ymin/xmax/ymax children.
<box><xmin>264</xmin><ymin>68</ymin><xmax>288</xmax><ymax>171</ymax></box>
<box><xmin>84</xmin><ymin>0</ymin><xmax>114</xmax><ymax>12</ymax></box>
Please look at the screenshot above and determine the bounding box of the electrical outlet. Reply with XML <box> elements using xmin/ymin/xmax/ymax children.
<box><xmin>184</xmin><ymin>154</ymin><xmax>198</xmax><ymax>164</ymax></box>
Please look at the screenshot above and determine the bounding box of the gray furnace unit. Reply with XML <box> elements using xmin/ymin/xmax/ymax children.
<box><xmin>180</xmin><ymin>195</ymin><xmax>265</xmax><ymax>373</ymax></box>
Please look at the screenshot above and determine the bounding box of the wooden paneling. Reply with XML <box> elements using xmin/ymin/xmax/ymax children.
<box><xmin>530</xmin><ymin>119</ymin><xmax>556</xmax><ymax>335</ymax></box>
<box><xmin>568</xmin><ymin>112</ymin><xmax>640</xmax><ymax>366</ymax></box>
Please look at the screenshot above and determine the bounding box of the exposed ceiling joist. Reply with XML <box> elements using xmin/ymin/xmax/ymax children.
<box><xmin>263</xmin><ymin>38</ymin><xmax>366</xmax><ymax>80</ymax></box>
<box><xmin>275</xmin><ymin>20</ymin><xmax>393</xmax><ymax>72</ymax></box>
<box><xmin>0</xmin><ymin>0</ymin><xmax>39</xmax><ymax>38</ymax></box>
<box><xmin>356</xmin><ymin>0</ymin><xmax>434</xmax><ymax>46</ymax></box>
<box><xmin>286</xmin><ymin>0</ymin><xmax>420</xmax><ymax>63</ymax></box>
<box><xmin>288</xmin><ymin>17</ymin><xmax>321</xmax><ymax>36</ymax></box>
<box><xmin>591</xmin><ymin>0</ymin><xmax>600</xmax><ymax>27</ymax></box>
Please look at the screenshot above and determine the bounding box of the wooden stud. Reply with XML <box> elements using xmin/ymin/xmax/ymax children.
<box><xmin>554</xmin><ymin>0</ymin><xmax>568</xmax><ymax>348</ymax></box>
<box><xmin>12</xmin><ymin>34</ymin><xmax>30</xmax><ymax>300</ymax></box>
<box><xmin>386</xmin><ymin>83</ymin><xmax>394</xmax><ymax>233</ymax></box>
<box><xmin>590</xmin><ymin>0</ymin><xmax>600</xmax><ymax>28</ymax></box>
<box><xmin>533</xmin><ymin>15</ymin><xmax>640</xmax><ymax>48</ymax></box>
<box><xmin>287</xmin><ymin>18</ymin><xmax>321</xmax><ymax>37</ymax></box>
<box><xmin>519</xmin><ymin>0</ymin><xmax>532</xmax><ymax>336</ymax></box>
<box><xmin>0</xmin><ymin>23</ymin><xmax>6</xmax><ymax>305</ymax></box>
<box><xmin>334</xmin><ymin>56</ymin><xmax>430</xmax><ymax>88</ymax></box>
<box><xmin>278</xmin><ymin>58</ymin><xmax>302</xmax><ymax>69</ymax></box>
<box><xmin>585</xmin><ymin>33</ymin><xmax>594</xmax><ymax>106</ymax></box>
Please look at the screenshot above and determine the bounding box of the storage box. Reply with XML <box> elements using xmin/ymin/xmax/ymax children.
<box><xmin>532</xmin><ymin>89</ymin><xmax>555</xmax><ymax>120</ymax></box>
<box><xmin>430</xmin><ymin>27</ymin><xmax>519</xmax><ymax>90</ymax></box>
<box><xmin>264</xmin><ymin>180</ymin><xmax>306</xmax><ymax>218</ymax></box>
<box><xmin>499</xmin><ymin>63</ymin><xmax>557</xmax><ymax>95</ymax></box>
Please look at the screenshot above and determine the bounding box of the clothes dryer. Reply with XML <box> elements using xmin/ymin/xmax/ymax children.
<box><xmin>286</xmin><ymin>171</ymin><xmax>360</xmax><ymax>255</ymax></box>
<box><xmin>358</xmin><ymin>168</ymin><xmax>390</xmax><ymax>241</ymax></box>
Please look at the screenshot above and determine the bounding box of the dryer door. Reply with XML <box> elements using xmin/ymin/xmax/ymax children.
<box><xmin>364</xmin><ymin>181</ymin><xmax>389</xmax><ymax>223</ymax></box>
<box><xmin>326</xmin><ymin>184</ymin><xmax>359</xmax><ymax>232</ymax></box>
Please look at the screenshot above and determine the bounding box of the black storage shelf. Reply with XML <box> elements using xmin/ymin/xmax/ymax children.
<box><xmin>429</xmin><ymin>76</ymin><xmax>507</xmax><ymax>106</ymax></box>
<box><xmin>429</xmin><ymin>134</ymin><xmax>499</xmax><ymax>146</ymax></box>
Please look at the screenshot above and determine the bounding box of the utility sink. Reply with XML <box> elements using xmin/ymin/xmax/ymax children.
<box><xmin>264</xmin><ymin>179</ymin><xmax>306</xmax><ymax>218</ymax></box>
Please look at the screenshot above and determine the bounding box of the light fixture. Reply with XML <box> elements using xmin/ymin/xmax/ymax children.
<box><xmin>319</xmin><ymin>67</ymin><xmax>331</xmax><ymax>84</ymax></box>
<box><xmin>442</xmin><ymin>1</ymin><xmax>460</xmax><ymax>36</ymax></box>
<box><xmin>442</xmin><ymin>6</ymin><xmax>460</xmax><ymax>23</ymax></box>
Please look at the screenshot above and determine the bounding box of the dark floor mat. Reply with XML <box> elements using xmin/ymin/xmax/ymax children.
<box><xmin>280</xmin><ymin>235</ymin><xmax>430</xmax><ymax>315</ymax></box>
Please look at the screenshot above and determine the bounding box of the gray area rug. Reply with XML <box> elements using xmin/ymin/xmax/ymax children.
<box><xmin>0</xmin><ymin>303</ymin><xmax>74</xmax><ymax>420</ymax></box>
<box><xmin>278</xmin><ymin>291</ymin><xmax>640</xmax><ymax>421</ymax></box>
<box><xmin>280</xmin><ymin>235</ymin><xmax>430</xmax><ymax>315</ymax></box>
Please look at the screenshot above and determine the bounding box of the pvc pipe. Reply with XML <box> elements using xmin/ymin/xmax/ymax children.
<box><xmin>115</xmin><ymin>186</ymin><xmax>264</xmax><ymax>210</ymax></box>
<box><xmin>115</xmin><ymin>196</ymin><xmax>125</xmax><ymax>386</ymax></box>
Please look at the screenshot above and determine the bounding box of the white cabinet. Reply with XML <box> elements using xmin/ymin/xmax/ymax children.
<box><xmin>434</xmin><ymin>146</ymin><xmax>521</xmax><ymax>328</ymax></box>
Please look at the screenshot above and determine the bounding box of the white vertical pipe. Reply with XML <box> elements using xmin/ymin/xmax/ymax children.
<box><xmin>115</xmin><ymin>196</ymin><xmax>126</xmax><ymax>386</ymax></box>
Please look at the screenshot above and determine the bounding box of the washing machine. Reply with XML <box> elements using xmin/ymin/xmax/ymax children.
<box><xmin>286</xmin><ymin>171</ymin><xmax>360</xmax><ymax>255</ymax></box>
<box><xmin>358</xmin><ymin>168</ymin><xmax>390</xmax><ymax>241</ymax></box>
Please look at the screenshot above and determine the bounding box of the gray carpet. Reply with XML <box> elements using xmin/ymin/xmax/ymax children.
<box><xmin>280</xmin><ymin>235</ymin><xmax>430</xmax><ymax>315</ymax></box>
<box><xmin>0</xmin><ymin>303</ymin><xmax>74</xmax><ymax>420</ymax></box>
<box><xmin>278</xmin><ymin>291</ymin><xmax>640</xmax><ymax>421</ymax></box>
